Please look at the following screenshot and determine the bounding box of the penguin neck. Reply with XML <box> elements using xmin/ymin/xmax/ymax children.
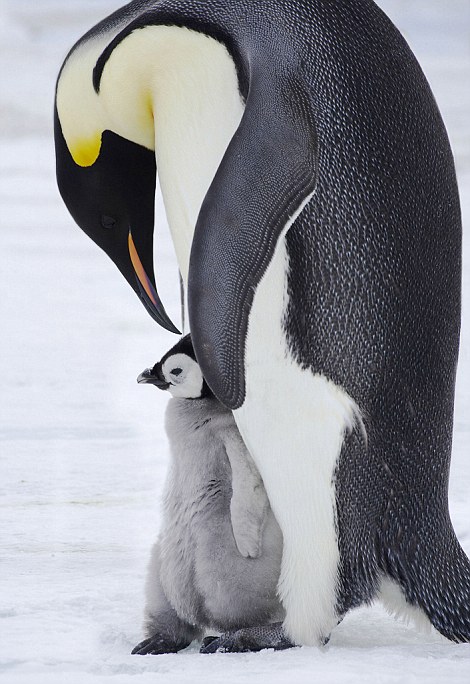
<box><xmin>99</xmin><ymin>25</ymin><xmax>245</xmax><ymax>283</ymax></box>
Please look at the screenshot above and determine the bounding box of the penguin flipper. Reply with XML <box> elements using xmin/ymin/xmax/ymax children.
<box><xmin>223</xmin><ymin>428</ymin><xmax>269</xmax><ymax>559</ymax></box>
<box><xmin>188</xmin><ymin>61</ymin><xmax>318</xmax><ymax>409</ymax></box>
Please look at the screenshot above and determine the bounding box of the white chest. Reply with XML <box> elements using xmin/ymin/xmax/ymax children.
<box><xmin>150</xmin><ymin>28</ymin><xmax>245</xmax><ymax>281</ymax></box>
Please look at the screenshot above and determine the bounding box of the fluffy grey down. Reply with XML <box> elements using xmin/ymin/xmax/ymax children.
<box><xmin>132</xmin><ymin>395</ymin><xmax>288</xmax><ymax>654</ymax></box>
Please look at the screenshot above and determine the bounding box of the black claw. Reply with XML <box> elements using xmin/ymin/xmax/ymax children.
<box><xmin>131</xmin><ymin>636</ymin><xmax>179</xmax><ymax>655</ymax></box>
<box><xmin>200</xmin><ymin>637</ymin><xmax>222</xmax><ymax>654</ymax></box>
<box><xmin>201</xmin><ymin>635</ymin><xmax>219</xmax><ymax>650</ymax></box>
<box><xmin>131</xmin><ymin>637</ymin><xmax>152</xmax><ymax>655</ymax></box>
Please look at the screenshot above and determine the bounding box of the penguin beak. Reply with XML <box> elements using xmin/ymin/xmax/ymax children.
<box><xmin>54</xmin><ymin>111</ymin><xmax>181</xmax><ymax>334</ymax></box>
<box><xmin>127</xmin><ymin>231</ymin><xmax>180</xmax><ymax>334</ymax></box>
<box><xmin>137</xmin><ymin>368</ymin><xmax>170</xmax><ymax>390</ymax></box>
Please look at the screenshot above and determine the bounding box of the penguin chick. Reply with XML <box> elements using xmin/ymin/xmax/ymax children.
<box><xmin>133</xmin><ymin>335</ymin><xmax>288</xmax><ymax>655</ymax></box>
<box><xmin>139</xmin><ymin>334</ymin><xmax>269</xmax><ymax>559</ymax></box>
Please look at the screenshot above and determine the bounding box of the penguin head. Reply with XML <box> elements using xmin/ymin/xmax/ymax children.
<box><xmin>137</xmin><ymin>334</ymin><xmax>213</xmax><ymax>399</ymax></box>
<box><xmin>54</xmin><ymin>27</ymin><xmax>180</xmax><ymax>335</ymax></box>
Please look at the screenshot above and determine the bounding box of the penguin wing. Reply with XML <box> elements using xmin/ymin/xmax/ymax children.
<box><xmin>223</xmin><ymin>427</ymin><xmax>270</xmax><ymax>559</ymax></box>
<box><xmin>189</xmin><ymin>63</ymin><xmax>318</xmax><ymax>408</ymax></box>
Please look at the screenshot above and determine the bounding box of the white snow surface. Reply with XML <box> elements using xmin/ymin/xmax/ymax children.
<box><xmin>1</xmin><ymin>1</ymin><xmax>470</xmax><ymax>682</ymax></box>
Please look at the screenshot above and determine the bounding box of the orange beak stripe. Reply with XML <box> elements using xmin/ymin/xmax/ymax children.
<box><xmin>128</xmin><ymin>231</ymin><xmax>159</xmax><ymax>308</ymax></box>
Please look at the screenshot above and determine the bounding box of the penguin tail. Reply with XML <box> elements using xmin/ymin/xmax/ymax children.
<box><xmin>377</xmin><ymin>519</ymin><xmax>470</xmax><ymax>642</ymax></box>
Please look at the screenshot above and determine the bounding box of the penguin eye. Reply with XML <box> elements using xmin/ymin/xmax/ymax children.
<box><xmin>170</xmin><ymin>368</ymin><xmax>182</xmax><ymax>376</ymax></box>
<box><xmin>101</xmin><ymin>214</ymin><xmax>117</xmax><ymax>229</ymax></box>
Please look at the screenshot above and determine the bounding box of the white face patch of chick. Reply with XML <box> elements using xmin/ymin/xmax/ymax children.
<box><xmin>161</xmin><ymin>353</ymin><xmax>204</xmax><ymax>399</ymax></box>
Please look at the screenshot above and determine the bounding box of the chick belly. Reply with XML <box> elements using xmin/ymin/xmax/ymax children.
<box><xmin>159</xmin><ymin>503</ymin><xmax>283</xmax><ymax>630</ymax></box>
<box><xmin>193</xmin><ymin>510</ymin><xmax>284</xmax><ymax>631</ymax></box>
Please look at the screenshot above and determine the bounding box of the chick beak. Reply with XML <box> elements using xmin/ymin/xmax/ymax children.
<box><xmin>136</xmin><ymin>368</ymin><xmax>170</xmax><ymax>390</ymax></box>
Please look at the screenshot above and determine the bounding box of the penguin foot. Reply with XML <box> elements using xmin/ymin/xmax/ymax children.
<box><xmin>199</xmin><ymin>623</ymin><xmax>295</xmax><ymax>653</ymax></box>
<box><xmin>131</xmin><ymin>635</ymin><xmax>180</xmax><ymax>655</ymax></box>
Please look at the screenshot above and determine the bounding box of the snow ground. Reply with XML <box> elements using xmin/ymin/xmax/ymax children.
<box><xmin>1</xmin><ymin>1</ymin><xmax>470</xmax><ymax>682</ymax></box>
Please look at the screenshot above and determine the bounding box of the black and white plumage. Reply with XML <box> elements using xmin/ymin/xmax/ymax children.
<box><xmin>55</xmin><ymin>0</ymin><xmax>470</xmax><ymax>646</ymax></box>
<box><xmin>133</xmin><ymin>335</ymin><xmax>286</xmax><ymax>654</ymax></box>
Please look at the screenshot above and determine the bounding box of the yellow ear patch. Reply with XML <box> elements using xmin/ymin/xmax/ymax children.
<box><xmin>69</xmin><ymin>133</ymin><xmax>102</xmax><ymax>167</ymax></box>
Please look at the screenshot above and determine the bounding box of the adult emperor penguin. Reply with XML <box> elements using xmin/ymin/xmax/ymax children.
<box><xmin>54</xmin><ymin>0</ymin><xmax>470</xmax><ymax>646</ymax></box>
<box><xmin>133</xmin><ymin>334</ymin><xmax>287</xmax><ymax>654</ymax></box>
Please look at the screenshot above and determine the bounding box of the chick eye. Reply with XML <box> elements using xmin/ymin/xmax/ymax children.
<box><xmin>101</xmin><ymin>215</ymin><xmax>117</xmax><ymax>229</ymax></box>
<box><xmin>171</xmin><ymin>368</ymin><xmax>182</xmax><ymax>376</ymax></box>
